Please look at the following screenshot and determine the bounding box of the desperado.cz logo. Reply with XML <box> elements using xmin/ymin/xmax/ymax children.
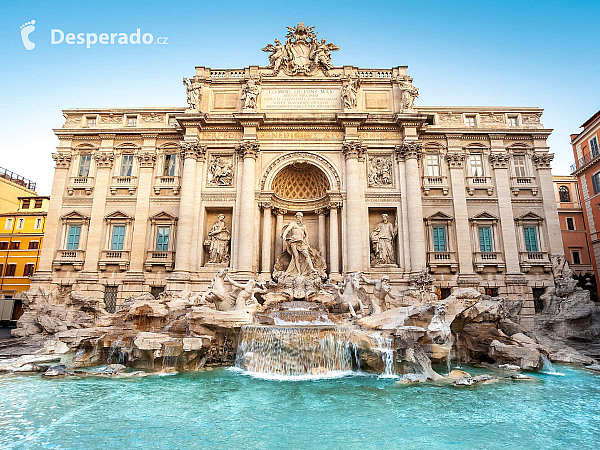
<box><xmin>20</xmin><ymin>20</ymin><xmax>168</xmax><ymax>50</ymax></box>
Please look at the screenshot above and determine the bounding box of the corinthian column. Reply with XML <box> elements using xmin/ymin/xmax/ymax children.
<box><xmin>343</xmin><ymin>141</ymin><xmax>365</xmax><ymax>273</ymax></box>
<box><xmin>260</xmin><ymin>202</ymin><xmax>272</xmax><ymax>278</ymax></box>
<box><xmin>35</xmin><ymin>152</ymin><xmax>71</xmax><ymax>278</ymax></box>
<box><xmin>329</xmin><ymin>203</ymin><xmax>340</xmax><ymax>276</ymax></box>
<box><xmin>316</xmin><ymin>208</ymin><xmax>327</xmax><ymax>261</ymax></box>
<box><xmin>236</xmin><ymin>141</ymin><xmax>259</xmax><ymax>273</ymax></box>
<box><xmin>398</xmin><ymin>142</ymin><xmax>426</xmax><ymax>271</ymax></box>
<box><xmin>173</xmin><ymin>141</ymin><xmax>203</xmax><ymax>277</ymax></box>
<box><xmin>533</xmin><ymin>150</ymin><xmax>563</xmax><ymax>255</ymax></box>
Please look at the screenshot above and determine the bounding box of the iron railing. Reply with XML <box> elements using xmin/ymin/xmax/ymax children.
<box><xmin>0</xmin><ymin>167</ymin><xmax>36</xmax><ymax>191</ymax></box>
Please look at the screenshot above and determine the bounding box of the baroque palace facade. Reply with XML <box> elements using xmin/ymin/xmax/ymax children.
<box><xmin>32</xmin><ymin>23</ymin><xmax>562</xmax><ymax>325</ymax></box>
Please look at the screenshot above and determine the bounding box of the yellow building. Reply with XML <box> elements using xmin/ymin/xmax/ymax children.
<box><xmin>0</xmin><ymin>196</ymin><xmax>49</xmax><ymax>323</ymax></box>
<box><xmin>0</xmin><ymin>167</ymin><xmax>37</xmax><ymax>213</ymax></box>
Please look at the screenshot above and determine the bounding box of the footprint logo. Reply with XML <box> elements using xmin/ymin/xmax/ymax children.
<box><xmin>20</xmin><ymin>20</ymin><xmax>36</xmax><ymax>50</ymax></box>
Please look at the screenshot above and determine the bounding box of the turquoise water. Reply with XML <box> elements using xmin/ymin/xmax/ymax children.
<box><xmin>1</xmin><ymin>366</ymin><xmax>600</xmax><ymax>449</ymax></box>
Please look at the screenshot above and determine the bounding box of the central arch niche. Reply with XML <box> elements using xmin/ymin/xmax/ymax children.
<box><xmin>272</xmin><ymin>162</ymin><xmax>330</xmax><ymax>201</ymax></box>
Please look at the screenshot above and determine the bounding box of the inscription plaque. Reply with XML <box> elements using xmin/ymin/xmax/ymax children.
<box><xmin>261</xmin><ymin>88</ymin><xmax>340</xmax><ymax>110</ymax></box>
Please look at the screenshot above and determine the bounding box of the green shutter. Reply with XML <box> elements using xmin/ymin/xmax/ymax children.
<box><xmin>156</xmin><ymin>227</ymin><xmax>170</xmax><ymax>251</ymax></box>
<box><xmin>523</xmin><ymin>226</ymin><xmax>538</xmax><ymax>252</ymax></box>
<box><xmin>478</xmin><ymin>227</ymin><xmax>492</xmax><ymax>252</ymax></box>
<box><xmin>67</xmin><ymin>225</ymin><xmax>81</xmax><ymax>250</ymax></box>
<box><xmin>433</xmin><ymin>226</ymin><xmax>446</xmax><ymax>252</ymax></box>
<box><xmin>111</xmin><ymin>226</ymin><xmax>125</xmax><ymax>250</ymax></box>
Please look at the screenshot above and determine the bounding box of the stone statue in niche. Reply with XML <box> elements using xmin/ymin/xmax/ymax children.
<box><xmin>368</xmin><ymin>156</ymin><xmax>393</xmax><ymax>187</ymax></box>
<box><xmin>272</xmin><ymin>212</ymin><xmax>327</xmax><ymax>300</ymax></box>
<box><xmin>204</xmin><ymin>214</ymin><xmax>231</xmax><ymax>265</ymax></box>
<box><xmin>183</xmin><ymin>77</ymin><xmax>202</xmax><ymax>110</ymax></box>
<box><xmin>207</xmin><ymin>155</ymin><xmax>233</xmax><ymax>186</ymax></box>
<box><xmin>360</xmin><ymin>274</ymin><xmax>394</xmax><ymax>314</ymax></box>
<box><xmin>241</xmin><ymin>76</ymin><xmax>260</xmax><ymax>110</ymax></box>
<box><xmin>399</xmin><ymin>78</ymin><xmax>419</xmax><ymax>110</ymax></box>
<box><xmin>341</xmin><ymin>78</ymin><xmax>358</xmax><ymax>109</ymax></box>
<box><xmin>370</xmin><ymin>214</ymin><xmax>397</xmax><ymax>266</ymax></box>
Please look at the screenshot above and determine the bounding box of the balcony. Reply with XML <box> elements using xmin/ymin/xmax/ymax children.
<box><xmin>427</xmin><ymin>251</ymin><xmax>458</xmax><ymax>273</ymax></box>
<box><xmin>145</xmin><ymin>250</ymin><xmax>175</xmax><ymax>272</ymax></box>
<box><xmin>99</xmin><ymin>250</ymin><xmax>130</xmax><ymax>271</ymax></box>
<box><xmin>110</xmin><ymin>176</ymin><xmax>137</xmax><ymax>195</ymax></box>
<box><xmin>422</xmin><ymin>175</ymin><xmax>449</xmax><ymax>196</ymax></box>
<box><xmin>510</xmin><ymin>176</ymin><xmax>538</xmax><ymax>196</ymax></box>
<box><xmin>154</xmin><ymin>176</ymin><xmax>180</xmax><ymax>195</ymax></box>
<box><xmin>466</xmin><ymin>176</ymin><xmax>494</xmax><ymax>196</ymax></box>
<box><xmin>68</xmin><ymin>176</ymin><xmax>94</xmax><ymax>195</ymax></box>
<box><xmin>474</xmin><ymin>252</ymin><xmax>505</xmax><ymax>273</ymax></box>
<box><xmin>519</xmin><ymin>251</ymin><xmax>552</xmax><ymax>273</ymax></box>
<box><xmin>53</xmin><ymin>249</ymin><xmax>85</xmax><ymax>271</ymax></box>
<box><xmin>571</xmin><ymin>151</ymin><xmax>600</xmax><ymax>174</ymax></box>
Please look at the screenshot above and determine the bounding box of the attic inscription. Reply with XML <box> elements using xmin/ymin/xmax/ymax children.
<box><xmin>261</xmin><ymin>88</ymin><xmax>340</xmax><ymax>110</ymax></box>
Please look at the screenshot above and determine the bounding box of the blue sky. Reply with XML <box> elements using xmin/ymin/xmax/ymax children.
<box><xmin>0</xmin><ymin>0</ymin><xmax>598</xmax><ymax>195</ymax></box>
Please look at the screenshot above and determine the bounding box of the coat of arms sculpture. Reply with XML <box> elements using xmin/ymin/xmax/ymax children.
<box><xmin>262</xmin><ymin>22</ymin><xmax>340</xmax><ymax>76</ymax></box>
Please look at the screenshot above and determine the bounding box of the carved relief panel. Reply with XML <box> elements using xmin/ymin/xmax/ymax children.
<box><xmin>206</xmin><ymin>154</ymin><xmax>235</xmax><ymax>187</ymax></box>
<box><xmin>367</xmin><ymin>154</ymin><xmax>394</xmax><ymax>188</ymax></box>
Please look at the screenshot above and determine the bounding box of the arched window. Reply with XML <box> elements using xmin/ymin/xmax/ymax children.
<box><xmin>559</xmin><ymin>185</ymin><xmax>570</xmax><ymax>203</ymax></box>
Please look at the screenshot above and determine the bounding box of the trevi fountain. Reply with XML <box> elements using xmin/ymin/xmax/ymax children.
<box><xmin>2</xmin><ymin>22</ymin><xmax>600</xmax><ymax>450</ymax></box>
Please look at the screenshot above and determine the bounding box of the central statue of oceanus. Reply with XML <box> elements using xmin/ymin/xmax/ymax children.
<box><xmin>272</xmin><ymin>212</ymin><xmax>327</xmax><ymax>299</ymax></box>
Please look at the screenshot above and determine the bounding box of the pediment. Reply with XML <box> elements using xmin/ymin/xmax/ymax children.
<box><xmin>149</xmin><ymin>211</ymin><xmax>177</xmax><ymax>222</ymax></box>
<box><xmin>105</xmin><ymin>210</ymin><xmax>133</xmax><ymax>221</ymax></box>
<box><xmin>515</xmin><ymin>211</ymin><xmax>544</xmax><ymax>222</ymax></box>
<box><xmin>60</xmin><ymin>210</ymin><xmax>90</xmax><ymax>221</ymax></box>
<box><xmin>426</xmin><ymin>211</ymin><xmax>454</xmax><ymax>221</ymax></box>
<box><xmin>470</xmin><ymin>212</ymin><xmax>499</xmax><ymax>221</ymax></box>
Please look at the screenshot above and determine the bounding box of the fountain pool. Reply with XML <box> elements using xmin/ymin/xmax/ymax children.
<box><xmin>1</xmin><ymin>366</ymin><xmax>600</xmax><ymax>449</ymax></box>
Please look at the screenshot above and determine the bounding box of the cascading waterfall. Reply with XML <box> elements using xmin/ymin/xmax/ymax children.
<box><xmin>107</xmin><ymin>337</ymin><xmax>126</xmax><ymax>365</ymax></box>
<box><xmin>541</xmin><ymin>354</ymin><xmax>564</xmax><ymax>376</ymax></box>
<box><xmin>235</xmin><ymin>325</ymin><xmax>357</xmax><ymax>378</ymax></box>
<box><xmin>369</xmin><ymin>332</ymin><xmax>396</xmax><ymax>377</ymax></box>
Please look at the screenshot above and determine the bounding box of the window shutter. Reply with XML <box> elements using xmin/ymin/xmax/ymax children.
<box><xmin>433</xmin><ymin>226</ymin><xmax>446</xmax><ymax>252</ymax></box>
<box><xmin>111</xmin><ymin>226</ymin><xmax>125</xmax><ymax>250</ymax></box>
<box><xmin>156</xmin><ymin>227</ymin><xmax>170</xmax><ymax>251</ymax></box>
<box><xmin>67</xmin><ymin>225</ymin><xmax>81</xmax><ymax>250</ymax></box>
<box><xmin>524</xmin><ymin>226</ymin><xmax>538</xmax><ymax>252</ymax></box>
<box><xmin>478</xmin><ymin>227</ymin><xmax>492</xmax><ymax>252</ymax></box>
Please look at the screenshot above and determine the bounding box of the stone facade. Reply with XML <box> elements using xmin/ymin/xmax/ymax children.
<box><xmin>32</xmin><ymin>23</ymin><xmax>562</xmax><ymax>328</ymax></box>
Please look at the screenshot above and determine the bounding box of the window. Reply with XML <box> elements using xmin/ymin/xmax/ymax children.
<box><xmin>591</xmin><ymin>137</ymin><xmax>600</xmax><ymax>158</ymax></box>
<box><xmin>425</xmin><ymin>154</ymin><xmax>440</xmax><ymax>176</ymax></box>
<box><xmin>469</xmin><ymin>154</ymin><xmax>484</xmax><ymax>177</ymax></box>
<box><xmin>523</xmin><ymin>226</ymin><xmax>539</xmax><ymax>252</ymax></box>
<box><xmin>432</xmin><ymin>226</ymin><xmax>447</xmax><ymax>252</ymax></box>
<box><xmin>5</xmin><ymin>264</ymin><xmax>16</xmax><ymax>276</ymax></box>
<box><xmin>485</xmin><ymin>287</ymin><xmax>499</xmax><ymax>296</ymax></box>
<box><xmin>168</xmin><ymin>117</ymin><xmax>177</xmax><ymax>127</ymax></box>
<box><xmin>21</xmin><ymin>199</ymin><xmax>30</xmax><ymax>209</ymax></box>
<box><xmin>0</xmin><ymin>242</ymin><xmax>7</xmax><ymax>250</ymax></box>
<box><xmin>0</xmin><ymin>264</ymin><xmax>3</xmax><ymax>276</ymax></box>
<box><xmin>23</xmin><ymin>264</ymin><xmax>35</xmax><ymax>277</ymax></box>
<box><xmin>86</xmin><ymin>116</ymin><xmax>97</xmax><ymax>127</ymax></box>
<box><xmin>9</xmin><ymin>241</ymin><xmax>20</xmax><ymax>250</ymax></box>
<box><xmin>592</xmin><ymin>172</ymin><xmax>600</xmax><ymax>195</ymax></box>
<box><xmin>78</xmin><ymin>154</ymin><xmax>92</xmax><ymax>177</ymax></box>
<box><xmin>566</xmin><ymin>217</ymin><xmax>575</xmax><ymax>231</ymax></box>
<box><xmin>111</xmin><ymin>225</ymin><xmax>125</xmax><ymax>250</ymax></box>
<box><xmin>121</xmin><ymin>155</ymin><xmax>134</xmax><ymax>177</ymax></box>
<box><xmin>513</xmin><ymin>155</ymin><xmax>527</xmax><ymax>177</ymax></box>
<box><xmin>16</xmin><ymin>218</ymin><xmax>24</xmax><ymax>229</ymax></box>
<box><xmin>558</xmin><ymin>185</ymin><xmax>571</xmax><ymax>202</ymax></box>
<box><xmin>507</xmin><ymin>116</ymin><xmax>518</xmax><ymax>127</ymax></box>
<box><xmin>34</xmin><ymin>199</ymin><xmax>43</xmax><ymax>208</ymax></box>
<box><xmin>28</xmin><ymin>241</ymin><xmax>39</xmax><ymax>249</ymax></box>
<box><xmin>572</xmin><ymin>250</ymin><xmax>581</xmax><ymax>265</ymax></box>
<box><xmin>127</xmin><ymin>116</ymin><xmax>137</xmax><ymax>127</ymax></box>
<box><xmin>104</xmin><ymin>286</ymin><xmax>118</xmax><ymax>313</ymax></box>
<box><xmin>163</xmin><ymin>154</ymin><xmax>177</xmax><ymax>177</ymax></box>
<box><xmin>465</xmin><ymin>115</ymin><xmax>476</xmax><ymax>127</ymax></box>
<box><xmin>151</xmin><ymin>286</ymin><xmax>165</xmax><ymax>299</ymax></box>
<box><xmin>4</xmin><ymin>218</ymin><xmax>13</xmax><ymax>230</ymax></box>
<box><xmin>478</xmin><ymin>226</ymin><xmax>493</xmax><ymax>252</ymax></box>
<box><xmin>66</xmin><ymin>225</ymin><xmax>81</xmax><ymax>250</ymax></box>
<box><xmin>156</xmin><ymin>226</ymin><xmax>170</xmax><ymax>251</ymax></box>
<box><xmin>34</xmin><ymin>218</ymin><xmax>42</xmax><ymax>229</ymax></box>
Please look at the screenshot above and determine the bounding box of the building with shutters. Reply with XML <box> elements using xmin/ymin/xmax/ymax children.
<box><xmin>571</xmin><ymin>109</ymin><xmax>600</xmax><ymax>288</ymax></box>
<box><xmin>30</xmin><ymin>22</ymin><xmax>563</xmax><ymax>329</ymax></box>
<box><xmin>0</xmin><ymin>196</ymin><xmax>49</xmax><ymax>322</ymax></box>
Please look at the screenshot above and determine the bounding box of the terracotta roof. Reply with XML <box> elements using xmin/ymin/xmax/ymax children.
<box><xmin>0</xmin><ymin>212</ymin><xmax>47</xmax><ymax>217</ymax></box>
<box><xmin>581</xmin><ymin>109</ymin><xmax>600</xmax><ymax>129</ymax></box>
